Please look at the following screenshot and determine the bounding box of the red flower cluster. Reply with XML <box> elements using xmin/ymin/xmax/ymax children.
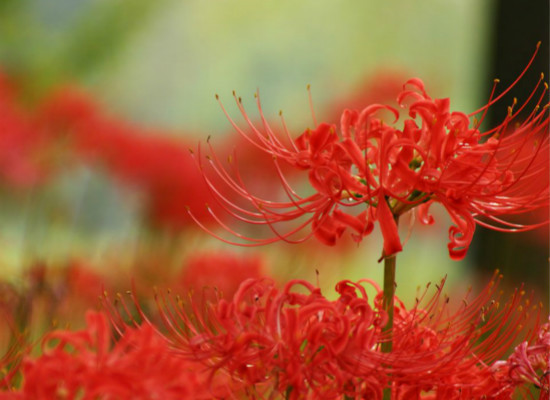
<box><xmin>103</xmin><ymin>274</ymin><xmax>544</xmax><ymax>399</ymax></box>
<box><xmin>193</xmin><ymin>48</ymin><xmax>549</xmax><ymax>259</ymax></box>
<box><xmin>387</xmin><ymin>275</ymin><xmax>543</xmax><ymax>398</ymax></box>
<box><xmin>2</xmin><ymin>311</ymin><xmax>233</xmax><ymax>399</ymax></box>
<box><xmin>506</xmin><ymin>318</ymin><xmax>549</xmax><ymax>395</ymax></box>
<box><xmin>0</xmin><ymin>273</ymin><xmax>546</xmax><ymax>399</ymax></box>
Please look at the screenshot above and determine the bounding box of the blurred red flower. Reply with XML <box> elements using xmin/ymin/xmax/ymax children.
<box><xmin>178</xmin><ymin>251</ymin><xmax>267</xmax><ymax>303</ymax></box>
<box><xmin>37</xmin><ymin>87</ymin><xmax>217</xmax><ymax>231</ymax></box>
<box><xmin>506</xmin><ymin>319</ymin><xmax>549</xmax><ymax>396</ymax></box>
<box><xmin>0</xmin><ymin>72</ymin><xmax>51</xmax><ymax>189</ymax></box>
<box><xmin>13</xmin><ymin>311</ymin><xmax>233</xmax><ymax>399</ymax></box>
<box><xmin>325</xmin><ymin>69</ymin><xmax>408</xmax><ymax>124</ymax></box>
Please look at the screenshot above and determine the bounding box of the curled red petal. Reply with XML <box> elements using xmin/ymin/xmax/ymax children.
<box><xmin>377</xmin><ymin>196</ymin><xmax>402</xmax><ymax>256</ymax></box>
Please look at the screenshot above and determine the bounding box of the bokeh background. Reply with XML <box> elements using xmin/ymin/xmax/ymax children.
<box><xmin>0</xmin><ymin>0</ymin><xmax>547</xmax><ymax>340</ymax></box>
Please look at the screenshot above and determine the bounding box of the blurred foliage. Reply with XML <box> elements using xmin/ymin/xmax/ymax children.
<box><xmin>0</xmin><ymin>0</ymin><xmax>167</xmax><ymax>99</ymax></box>
<box><xmin>99</xmin><ymin>0</ymin><xmax>494</xmax><ymax>131</ymax></box>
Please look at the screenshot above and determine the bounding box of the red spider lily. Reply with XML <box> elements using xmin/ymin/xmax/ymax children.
<box><xmin>103</xmin><ymin>273</ymin><xmax>543</xmax><ymax>399</ymax></box>
<box><xmin>8</xmin><ymin>311</ymin><xmax>234</xmax><ymax>399</ymax></box>
<box><xmin>382</xmin><ymin>272</ymin><xmax>542</xmax><ymax>399</ymax></box>
<box><xmin>36</xmin><ymin>87</ymin><xmax>219</xmax><ymax>231</ymax></box>
<box><xmin>401</xmin><ymin>73</ymin><xmax>549</xmax><ymax>259</ymax></box>
<box><xmin>505</xmin><ymin>319</ymin><xmax>549</xmax><ymax>397</ymax></box>
<box><xmin>189</xmin><ymin>45</ymin><xmax>549</xmax><ymax>260</ymax></box>
<box><xmin>178</xmin><ymin>251</ymin><xmax>267</xmax><ymax>305</ymax></box>
<box><xmin>108</xmin><ymin>277</ymin><xmax>390</xmax><ymax>399</ymax></box>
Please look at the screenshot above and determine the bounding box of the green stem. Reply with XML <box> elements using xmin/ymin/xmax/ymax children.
<box><xmin>381</xmin><ymin>254</ymin><xmax>396</xmax><ymax>353</ymax></box>
<box><xmin>381</xmin><ymin>216</ymin><xmax>399</xmax><ymax>400</ymax></box>
<box><xmin>381</xmin><ymin>254</ymin><xmax>396</xmax><ymax>400</ymax></box>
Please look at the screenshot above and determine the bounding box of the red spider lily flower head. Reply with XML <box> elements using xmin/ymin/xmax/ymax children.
<box><xmin>108</xmin><ymin>277</ymin><xmax>390</xmax><ymax>399</ymax></box>
<box><xmin>104</xmin><ymin>273</ymin><xmax>544</xmax><ymax>399</ymax></box>
<box><xmin>398</xmin><ymin>70</ymin><xmax>549</xmax><ymax>259</ymax></box>
<box><xmin>13</xmin><ymin>311</ymin><xmax>233</xmax><ymax>399</ymax></box>
<box><xmin>380</xmin><ymin>272</ymin><xmax>544</xmax><ymax>398</ymax></box>
<box><xmin>178</xmin><ymin>251</ymin><xmax>267</xmax><ymax>305</ymax></box>
<box><xmin>505</xmin><ymin>318</ymin><xmax>549</xmax><ymax>395</ymax></box>
<box><xmin>37</xmin><ymin>86</ymin><xmax>219</xmax><ymax>231</ymax></box>
<box><xmin>189</xmin><ymin>45</ymin><xmax>548</xmax><ymax>260</ymax></box>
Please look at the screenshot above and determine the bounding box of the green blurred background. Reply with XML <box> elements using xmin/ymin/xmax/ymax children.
<box><xmin>0</xmin><ymin>0</ymin><xmax>547</xmax><ymax>308</ymax></box>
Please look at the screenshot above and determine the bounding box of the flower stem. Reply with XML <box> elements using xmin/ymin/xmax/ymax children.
<box><xmin>381</xmin><ymin>254</ymin><xmax>396</xmax><ymax>400</ymax></box>
<box><xmin>381</xmin><ymin>216</ymin><xmax>399</xmax><ymax>400</ymax></box>
<box><xmin>381</xmin><ymin>254</ymin><xmax>396</xmax><ymax>353</ymax></box>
